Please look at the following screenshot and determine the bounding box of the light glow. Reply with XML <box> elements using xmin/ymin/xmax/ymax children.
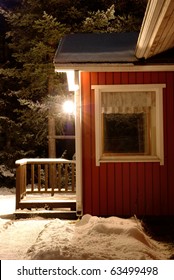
<box><xmin>63</xmin><ymin>100</ymin><xmax>75</xmax><ymax>114</ymax></box>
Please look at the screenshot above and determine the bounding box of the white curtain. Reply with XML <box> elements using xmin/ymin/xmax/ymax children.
<box><xmin>101</xmin><ymin>91</ymin><xmax>156</xmax><ymax>113</ymax></box>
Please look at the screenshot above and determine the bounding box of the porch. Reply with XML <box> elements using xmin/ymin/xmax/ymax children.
<box><xmin>15</xmin><ymin>158</ymin><xmax>76</xmax><ymax>218</ymax></box>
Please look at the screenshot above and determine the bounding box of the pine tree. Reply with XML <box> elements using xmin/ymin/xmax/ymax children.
<box><xmin>82</xmin><ymin>1</ymin><xmax>147</xmax><ymax>33</ymax></box>
<box><xmin>1</xmin><ymin>2</ymin><xmax>69</xmax><ymax>99</ymax></box>
<box><xmin>0</xmin><ymin>0</ymin><xmax>70</xmax><ymax>175</ymax></box>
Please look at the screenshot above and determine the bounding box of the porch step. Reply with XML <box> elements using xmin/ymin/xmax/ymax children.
<box><xmin>14</xmin><ymin>210</ymin><xmax>77</xmax><ymax>220</ymax></box>
<box><xmin>18</xmin><ymin>200</ymin><xmax>76</xmax><ymax>211</ymax></box>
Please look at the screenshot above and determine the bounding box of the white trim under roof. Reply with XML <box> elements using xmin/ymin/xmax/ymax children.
<box><xmin>55</xmin><ymin>64</ymin><xmax>174</xmax><ymax>72</ymax></box>
<box><xmin>74</xmin><ymin>72</ymin><xmax>83</xmax><ymax>216</ymax></box>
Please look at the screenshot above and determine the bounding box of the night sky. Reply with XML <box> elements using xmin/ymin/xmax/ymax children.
<box><xmin>0</xmin><ymin>0</ymin><xmax>19</xmax><ymax>8</ymax></box>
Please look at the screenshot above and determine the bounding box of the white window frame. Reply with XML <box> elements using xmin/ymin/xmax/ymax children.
<box><xmin>92</xmin><ymin>84</ymin><xmax>166</xmax><ymax>166</ymax></box>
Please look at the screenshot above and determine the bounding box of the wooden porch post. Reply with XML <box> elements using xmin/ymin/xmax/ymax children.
<box><xmin>48</xmin><ymin>115</ymin><xmax>56</xmax><ymax>191</ymax></box>
<box><xmin>15</xmin><ymin>161</ymin><xmax>27</xmax><ymax>210</ymax></box>
<box><xmin>48</xmin><ymin>116</ymin><xmax>56</xmax><ymax>158</ymax></box>
<box><xmin>16</xmin><ymin>164</ymin><xmax>21</xmax><ymax>210</ymax></box>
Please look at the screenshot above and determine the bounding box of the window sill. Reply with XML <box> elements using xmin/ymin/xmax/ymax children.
<box><xmin>97</xmin><ymin>155</ymin><xmax>164</xmax><ymax>165</ymax></box>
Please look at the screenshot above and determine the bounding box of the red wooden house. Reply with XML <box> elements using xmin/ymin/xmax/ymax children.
<box><xmin>53</xmin><ymin>0</ymin><xmax>174</xmax><ymax>217</ymax></box>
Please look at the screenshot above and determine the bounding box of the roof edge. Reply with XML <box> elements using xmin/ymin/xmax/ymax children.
<box><xmin>54</xmin><ymin>63</ymin><xmax>174</xmax><ymax>72</ymax></box>
<box><xmin>135</xmin><ymin>0</ymin><xmax>172</xmax><ymax>59</ymax></box>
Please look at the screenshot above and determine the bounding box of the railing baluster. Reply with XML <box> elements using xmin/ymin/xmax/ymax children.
<box><xmin>22</xmin><ymin>165</ymin><xmax>26</xmax><ymax>196</ymax></box>
<box><xmin>21</xmin><ymin>166</ymin><xmax>24</xmax><ymax>195</ymax></box>
<box><xmin>24</xmin><ymin>164</ymin><xmax>27</xmax><ymax>195</ymax></box>
<box><xmin>71</xmin><ymin>163</ymin><xmax>75</xmax><ymax>192</ymax></box>
<box><xmin>31</xmin><ymin>164</ymin><xmax>35</xmax><ymax>191</ymax></box>
<box><xmin>55</xmin><ymin>164</ymin><xmax>57</xmax><ymax>191</ymax></box>
<box><xmin>65</xmin><ymin>163</ymin><xmax>68</xmax><ymax>191</ymax></box>
<box><xmin>38</xmin><ymin>164</ymin><xmax>41</xmax><ymax>192</ymax></box>
<box><xmin>50</xmin><ymin>164</ymin><xmax>56</xmax><ymax>196</ymax></box>
<box><xmin>45</xmin><ymin>164</ymin><xmax>48</xmax><ymax>191</ymax></box>
<box><xmin>58</xmin><ymin>163</ymin><xmax>61</xmax><ymax>191</ymax></box>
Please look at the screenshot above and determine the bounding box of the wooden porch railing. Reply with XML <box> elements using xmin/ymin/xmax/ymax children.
<box><xmin>15</xmin><ymin>158</ymin><xmax>76</xmax><ymax>210</ymax></box>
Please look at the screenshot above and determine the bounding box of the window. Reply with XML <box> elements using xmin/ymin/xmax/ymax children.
<box><xmin>92</xmin><ymin>84</ymin><xmax>165</xmax><ymax>166</ymax></box>
<box><xmin>103</xmin><ymin>112</ymin><xmax>148</xmax><ymax>154</ymax></box>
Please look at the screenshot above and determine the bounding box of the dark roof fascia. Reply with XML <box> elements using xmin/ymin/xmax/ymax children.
<box><xmin>142</xmin><ymin>47</ymin><xmax>174</xmax><ymax>64</ymax></box>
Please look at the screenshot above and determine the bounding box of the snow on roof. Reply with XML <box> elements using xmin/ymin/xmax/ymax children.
<box><xmin>54</xmin><ymin>32</ymin><xmax>139</xmax><ymax>64</ymax></box>
<box><xmin>54</xmin><ymin>32</ymin><xmax>174</xmax><ymax>71</ymax></box>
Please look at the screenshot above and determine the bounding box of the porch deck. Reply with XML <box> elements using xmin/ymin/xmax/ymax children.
<box><xmin>15</xmin><ymin>158</ymin><xmax>77</xmax><ymax>217</ymax></box>
<box><xmin>18</xmin><ymin>193</ymin><xmax>76</xmax><ymax>210</ymax></box>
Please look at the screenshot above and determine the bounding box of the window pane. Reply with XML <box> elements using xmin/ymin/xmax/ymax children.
<box><xmin>103</xmin><ymin>113</ymin><xmax>149</xmax><ymax>154</ymax></box>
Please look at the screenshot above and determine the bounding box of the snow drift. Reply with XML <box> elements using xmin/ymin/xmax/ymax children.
<box><xmin>27</xmin><ymin>214</ymin><xmax>170</xmax><ymax>260</ymax></box>
<box><xmin>0</xmin><ymin>189</ymin><xmax>173</xmax><ymax>260</ymax></box>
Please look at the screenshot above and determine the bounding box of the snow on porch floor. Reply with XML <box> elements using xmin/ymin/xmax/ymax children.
<box><xmin>22</xmin><ymin>192</ymin><xmax>76</xmax><ymax>201</ymax></box>
<box><xmin>0</xmin><ymin>188</ymin><xmax>77</xmax><ymax>219</ymax></box>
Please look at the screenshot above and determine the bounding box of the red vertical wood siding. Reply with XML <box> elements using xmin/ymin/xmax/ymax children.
<box><xmin>81</xmin><ymin>71</ymin><xmax>174</xmax><ymax>217</ymax></box>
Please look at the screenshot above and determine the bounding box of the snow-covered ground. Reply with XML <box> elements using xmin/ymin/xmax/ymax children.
<box><xmin>0</xmin><ymin>187</ymin><xmax>173</xmax><ymax>260</ymax></box>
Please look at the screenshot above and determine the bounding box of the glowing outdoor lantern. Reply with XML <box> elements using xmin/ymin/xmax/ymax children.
<box><xmin>63</xmin><ymin>100</ymin><xmax>75</xmax><ymax>114</ymax></box>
